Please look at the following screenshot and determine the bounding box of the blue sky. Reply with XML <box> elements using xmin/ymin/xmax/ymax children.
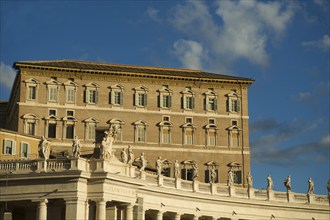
<box><xmin>0</xmin><ymin>0</ymin><xmax>329</xmax><ymax>194</ymax></box>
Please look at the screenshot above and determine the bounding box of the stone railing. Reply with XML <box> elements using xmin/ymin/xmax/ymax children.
<box><xmin>0</xmin><ymin>158</ymin><xmax>329</xmax><ymax>206</ymax></box>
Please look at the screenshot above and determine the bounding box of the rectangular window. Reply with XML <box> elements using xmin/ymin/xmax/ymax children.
<box><xmin>162</xmin><ymin>95</ymin><xmax>171</xmax><ymax>108</ymax></box>
<box><xmin>232</xmin><ymin>120</ymin><xmax>238</xmax><ymax>126</ymax></box>
<box><xmin>21</xmin><ymin>142</ymin><xmax>30</xmax><ymax>158</ymax></box>
<box><xmin>163</xmin><ymin>116</ymin><xmax>170</xmax><ymax>122</ymax></box>
<box><xmin>27</xmin><ymin>122</ymin><xmax>35</xmax><ymax>135</ymax></box>
<box><xmin>87</xmin><ymin>124</ymin><xmax>96</xmax><ymax>140</ymax></box>
<box><xmin>205</xmin><ymin>169</ymin><xmax>219</xmax><ymax>183</ymax></box>
<box><xmin>48</xmin><ymin>123</ymin><xmax>56</xmax><ymax>138</ymax></box>
<box><xmin>163</xmin><ymin>167</ymin><xmax>171</xmax><ymax>177</ymax></box>
<box><xmin>66</xmin><ymin>88</ymin><xmax>75</xmax><ymax>102</ymax></box>
<box><xmin>28</xmin><ymin>86</ymin><xmax>36</xmax><ymax>100</ymax></box>
<box><xmin>231</xmin><ymin>132</ymin><xmax>239</xmax><ymax>147</ymax></box>
<box><xmin>181</xmin><ymin>168</ymin><xmax>194</xmax><ymax>181</ymax></box>
<box><xmin>49</xmin><ymin>87</ymin><xmax>58</xmax><ymax>102</ymax></box>
<box><xmin>185</xmin><ymin>96</ymin><xmax>194</xmax><ymax>109</ymax></box>
<box><xmin>162</xmin><ymin>128</ymin><xmax>170</xmax><ymax>144</ymax></box>
<box><xmin>186</xmin><ymin>117</ymin><xmax>193</xmax><ymax>124</ymax></box>
<box><xmin>209</xmin><ymin>118</ymin><xmax>215</xmax><ymax>124</ymax></box>
<box><xmin>208</xmin><ymin>131</ymin><xmax>216</xmax><ymax>146</ymax></box>
<box><xmin>3</xmin><ymin>140</ymin><xmax>16</xmax><ymax>155</ymax></box>
<box><xmin>234</xmin><ymin>171</ymin><xmax>242</xmax><ymax>184</ymax></box>
<box><xmin>208</xmin><ymin>98</ymin><xmax>216</xmax><ymax>110</ymax></box>
<box><xmin>66</xmin><ymin>124</ymin><xmax>74</xmax><ymax>139</ymax></box>
<box><xmin>137</xmin><ymin>126</ymin><xmax>146</xmax><ymax>142</ymax></box>
<box><xmin>231</xmin><ymin>100</ymin><xmax>240</xmax><ymax>112</ymax></box>
<box><xmin>137</xmin><ymin>93</ymin><xmax>147</xmax><ymax>106</ymax></box>
<box><xmin>86</xmin><ymin>90</ymin><xmax>98</xmax><ymax>104</ymax></box>
<box><xmin>185</xmin><ymin>130</ymin><xmax>193</xmax><ymax>145</ymax></box>
<box><xmin>49</xmin><ymin>109</ymin><xmax>56</xmax><ymax>116</ymax></box>
<box><xmin>67</xmin><ymin>110</ymin><xmax>74</xmax><ymax>116</ymax></box>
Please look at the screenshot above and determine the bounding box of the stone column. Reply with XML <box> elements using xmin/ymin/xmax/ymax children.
<box><xmin>96</xmin><ymin>200</ymin><xmax>106</xmax><ymax>220</ymax></box>
<box><xmin>65</xmin><ymin>198</ymin><xmax>87</xmax><ymax>220</ymax></box>
<box><xmin>193</xmin><ymin>215</ymin><xmax>199</xmax><ymax>220</ymax></box>
<box><xmin>107</xmin><ymin>205</ymin><xmax>117</xmax><ymax>220</ymax></box>
<box><xmin>125</xmin><ymin>204</ymin><xmax>134</xmax><ymax>220</ymax></box>
<box><xmin>85</xmin><ymin>200</ymin><xmax>89</xmax><ymax>220</ymax></box>
<box><xmin>156</xmin><ymin>210</ymin><xmax>163</xmax><ymax>220</ymax></box>
<box><xmin>36</xmin><ymin>199</ymin><xmax>48</xmax><ymax>220</ymax></box>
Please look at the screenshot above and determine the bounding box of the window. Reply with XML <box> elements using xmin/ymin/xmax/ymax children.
<box><xmin>66</xmin><ymin>124</ymin><xmax>74</xmax><ymax>139</ymax></box>
<box><xmin>226</xmin><ymin>90</ymin><xmax>241</xmax><ymax>113</ymax></box>
<box><xmin>28</xmin><ymin>86</ymin><xmax>36</xmax><ymax>100</ymax></box>
<box><xmin>20</xmin><ymin>142</ymin><xmax>30</xmax><ymax>158</ymax></box>
<box><xmin>158</xmin><ymin>85</ymin><xmax>172</xmax><ymax>109</ymax></box>
<box><xmin>209</xmin><ymin>118</ymin><xmax>215</xmax><ymax>124</ymax></box>
<box><xmin>3</xmin><ymin>139</ymin><xmax>16</xmax><ymax>155</ymax></box>
<box><xmin>21</xmin><ymin>113</ymin><xmax>38</xmax><ymax>136</ymax></box>
<box><xmin>158</xmin><ymin>118</ymin><xmax>173</xmax><ymax>144</ymax></box>
<box><xmin>181</xmin><ymin>87</ymin><xmax>195</xmax><ymax>110</ymax></box>
<box><xmin>64</xmin><ymin>80</ymin><xmax>78</xmax><ymax>104</ymax></box>
<box><xmin>204</xmin><ymin>88</ymin><xmax>218</xmax><ymax>111</ymax></box>
<box><xmin>84</xmin><ymin>82</ymin><xmax>100</xmax><ymax>104</ymax></box>
<box><xmin>109</xmin><ymin>84</ymin><xmax>124</xmax><ymax>106</ymax></box>
<box><xmin>231</xmin><ymin>132</ymin><xmax>239</xmax><ymax>147</ymax></box>
<box><xmin>84</xmin><ymin>117</ymin><xmax>99</xmax><ymax>141</ymax></box>
<box><xmin>133</xmin><ymin>120</ymin><xmax>148</xmax><ymax>143</ymax></box>
<box><xmin>186</xmin><ymin>117</ymin><xmax>193</xmax><ymax>123</ymax></box>
<box><xmin>45</xmin><ymin>78</ymin><xmax>61</xmax><ymax>103</ymax></box>
<box><xmin>234</xmin><ymin>170</ymin><xmax>242</xmax><ymax>184</ymax></box>
<box><xmin>227</xmin><ymin>125</ymin><xmax>241</xmax><ymax>147</ymax></box>
<box><xmin>49</xmin><ymin>109</ymin><xmax>56</xmax><ymax>116</ymax></box>
<box><xmin>48</xmin><ymin>123</ymin><xmax>56</xmax><ymax>138</ymax></box>
<box><xmin>24</xmin><ymin>78</ymin><xmax>39</xmax><ymax>101</ymax></box>
<box><xmin>134</xmin><ymin>86</ymin><xmax>148</xmax><ymax>107</ymax></box>
<box><xmin>184</xmin><ymin>129</ymin><xmax>193</xmax><ymax>145</ymax></box>
<box><xmin>227</xmin><ymin>162</ymin><xmax>242</xmax><ymax>185</ymax></box>
<box><xmin>48</xmin><ymin>87</ymin><xmax>58</xmax><ymax>102</ymax></box>
<box><xmin>67</xmin><ymin>110</ymin><xmax>74</xmax><ymax>117</ymax></box>
<box><xmin>204</xmin><ymin>120</ymin><xmax>218</xmax><ymax>147</ymax></box>
<box><xmin>232</xmin><ymin>120</ymin><xmax>238</xmax><ymax>126</ymax></box>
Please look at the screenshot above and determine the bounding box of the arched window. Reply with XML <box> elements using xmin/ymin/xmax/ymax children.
<box><xmin>109</xmin><ymin>84</ymin><xmax>124</xmax><ymax>106</ymax></box>
<box><xmin>133</xmin><ymin>86</ymin><xmax>148</xmax><ymax>108</ymax></box>
<box><xmin>132</xmin><ymin>120</ymin><xmax>148</xmax><ymax>143</ymax></box>
<box><xmin>21</xmin><ymin>113</ymin><xmax>39</xmax><ymax>135</ymax></box>
<box><xmin>83</xmin><ymin>117</ymin><xmax>100</xmax><ymax>141</ymax></box>
<box><xmin>107</xmin><ymin>118</ymin><xmax>125</xmax><ymax>141</ymax></box>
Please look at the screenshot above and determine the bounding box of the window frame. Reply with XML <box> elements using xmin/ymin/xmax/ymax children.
<box><xmin>3</xmin><ymin>139</ymin><xmax>16</xmax><ymax>155</ymax></box>
<box><xmin>133</xmin><ymin>86</ymin><xmax>148</xmax><ymax>108</ymax></box>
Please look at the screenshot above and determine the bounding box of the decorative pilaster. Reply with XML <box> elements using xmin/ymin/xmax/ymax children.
<box><xmin>65</xmin><ymin>198</ymin><xmax>87</xmax><ymax>220</ymax></box>
<box><xmin>193</xmin><ymin>180</ymin><xmax>199</xmax><ymax>192</ymax></box>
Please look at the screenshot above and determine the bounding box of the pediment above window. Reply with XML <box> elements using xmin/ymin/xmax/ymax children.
<box><xmin>44</xmin><ymin>115</ymin><xmax>60</xmax><ymax>120</ymax></box>
<box><xmin>227</xmin><ymin>161</ymin><xmax>242</xmax><ymax>169</ymax></box>
<box><xmin>62</xmin><ymin>116</ymin><xmax>78</xmax><ymax>122</ymax></box>
<box><xmin>157</xmin><ymin>121</ymin><xmax>173</xmax><ymax>127</ymax></box>
<box><xmin>133</xmin><ymin>86</ymin><xmax>148</xmax><ymax>92</ymax></box>
<box><xmin>109</xmin><ymin>84</ymin><xmax>124</xmax><ymax>90</ymax></box>
<box><xmin>63</xmin><ymin>80</ymin><xmax>78</xmax><ymax>87</ymax></box>
<box><xmin>180</xmin><ymin>87</ymin><xmax>195</xmax><ymax>95</ymax></box>
<box><xmin>21</xmin><ymin>113</ymin><xmax>38</xmax><ymax>120</ymax></box>
<box><xmin>225</xmin><ymin>90</ymin><xmax>240</xmax><ymax>98</ymax></box>
<box><xmin>24</xmin><ymin>78</ymin><xmax>40</xmax><ymax>84</ymax></box>
<box><xmin>158</xmin><ymin>86</ymin><xmax>172</xmax><ymax>94</ymax></box>
<box><xmin>204</xmin><ymin>161</ymin><xmax>219</xmax><ymax>166</ymax></box>
<box><xmin>132</xmin><ymin>120</ymin><xmax>148</xmax><ymax>126</ymax></box>
<box><xmin>84</xmin><ymin>82</ymin><xmax>100</xmax><ymax>88</ymax></box>
<box><xmin>204</xmin><ymin>90</ymin><xmax>217</xmax><ymax>96</ymax></box>
<box><xmin>181</xmin><ymin>160</ymin><xmax>196</xmax><ymax>166</ymax></box>
<box><xmin>83</xmin><ymin>117</ymin><xmax>100</xmax><ymax>123</ymax></box>
<box><xmin>204</xmin><ymin>124</ymin><xmax>218</xmax><ymax>129</ymax></box>
<box><xmin>226</xmin><ymin>125</ymin><xmax>241</xmax><ymax>131</ymax></box>
<box><xmin>180</xmin><ymin>122</ymin><xmax>196</xmax><ymax>128</ymax></box>
<box><xmin>107</xmin><ymin>118</ymin><xmax>125</xmax><ymax>125</ymax></box>
<box><xmin>45</xmin><ymin>78</ymin><xmax>61</xmax><ymax>86</ymax></box>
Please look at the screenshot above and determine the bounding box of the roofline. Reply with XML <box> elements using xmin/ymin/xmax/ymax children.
<box><xmin>14</xmin><ymin>60</ymin><xmax>254</xmax><ymax>84</ymax></box>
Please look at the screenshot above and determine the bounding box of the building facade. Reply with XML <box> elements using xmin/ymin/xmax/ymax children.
<box><xmin>6</xmin><ymin>60</ymin><xmax>253</xmax><ymax>185</ymax></box>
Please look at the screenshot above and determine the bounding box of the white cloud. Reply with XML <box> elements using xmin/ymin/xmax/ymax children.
<box><xmin>0</xmin><ymin>61</ymin><xmax>16</xmax><ymax>89</ymax></box>
<box><xmin>168</xmin><ymin>0</ymin><xmax>296</xmax><ymax>71</ymax></box>
<box><xmin>172</xmin><ymin>39</ymin><xmax>204</xmax><ymax>70</ymax></box>
<box><xmin>146</xmin><ymin>7</ymin><xmax>162</xmax><ymax>23</ymax></box>
<box><xmin>302</xmin><ymin>35</ymin><xmax>330</xmax><ymax>51</ymax></box>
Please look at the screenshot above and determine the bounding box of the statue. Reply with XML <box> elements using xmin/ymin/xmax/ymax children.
<box><xmin>72</xmin><ymin>136</ymin><xmax>81</xmax><ymax>158</ymax></box>
<box><xmin>39</xmin><ymin>136</ymin><xmax>49</xmax><ymax>160</ymax></box>
<box><xmin>246</xmin><ymin>172</ymin><xmax>253</xmax><ymax>188</ymax></box>
<box><xmin>307</xmin><ymin>177</ymin><xmax>314</xmax><ymax>195</ymax></box>
<box><xmin>121</xmin><ymin>148</ymin><xmax>128</xmax><ymax>163</ymax></box>
<box><xmin>227</xmin><ymin>169</ymin><xmax>234</xmax><ymax>186</ymax></box>
<box><xmin>174</xmin><ymin>160</ymin><xmax>180</xmax><ymax>178</ymax></box>
<box><xmin>127</xmin><ymin>145</ymin><xmax>134</xmax><ymax>165</ymax></box>
<box><xmin>267</xmin><ymin>174</ymin><xmax>273</xmax><ymax>190</ymax></box>
<box><xmin>99</xmin><ymin>137</ymin><xmax>106</xmax><ymax>159</ymax></box>
<box><xmin>139</xmin><ymin>153</ymin><xmax>147</xmax><ymax>171</ymax></box>
<box><xmin>156</xmin><ymin>156</ymin><xmax>163</xmax><ymax>175</ymax></box>
<box><xmin>192</xmin><ymin>163</ymin><xmax>198</xmax><ymax>181</ymax></box>
<box><xmin>102</xmin><ymin>124</ymin><xmax>118</xmax><ymax>158</ymax></box>
<box><xmin>210</xmin><ymin>167</ymin><xmax>217</xmax><ymax>183</ymax></box>
<box><xmin>284</xmin><ymin>175</ymin><xmax>291</xmax><ymax>192</ymax></box>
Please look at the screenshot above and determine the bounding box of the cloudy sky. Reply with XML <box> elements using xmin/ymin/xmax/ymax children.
<box><xmin>0</xmin><ymin>0</ymin><xmax>329</xmax><ymax>194</ymax></box>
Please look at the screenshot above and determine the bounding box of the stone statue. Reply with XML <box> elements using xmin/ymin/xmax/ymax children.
<box><xmin>39</xmin><ymin>136</ymin><xmax>49</xmax><ymax>160</ymax></box>
<box><xmin>307</xmin><ymin>177</ymin><xmax>314</xmax><ymax>195</ymax></box>
<box><xmin>72</xmin><ymin>136</ymin><xmax>81</xmax><ymax>158</ymax></box>
<box><xmin>121</xmin><ymin>148</ymin><xmax>128</xmax><ymax>163</ymax></box>
<box><xmin>210</xmin><ymin>167</ymin><xmax>217</xmax><ymax>184</ymax></box>
<box><xmin>103</xmin><ymin>125</ymin><xmax>118</xmax><ymax>158</ymax></box>
<box><xmin>227</xmin><ymin>169</ymin><xmax>234</xmax><ymax>186</ymax></box>
<box><xmin>156</xmin><ymin>156</ymin><xmax>163</xmax><ymax>175</ymax></box>
<box><xmin>174</xmin><ymin>160</ymin><xmax>180</xmax><ymax>178</ymax></box>
<box><xmin>99</xmin><ymin>137</ymin><xmax>106</xmax><ymax>159</ymax></box>
<box><xmin>246</xmin><ymin>172</ymin><xmax>253</xmax><ymax>188</ymax></box>
<box><xmin>192</xmin><ymin>163</ymin><xmax>198</xmax><ymax>181</ymax></box>
<box><xmin>139</xmin><ymin>153</ymin><xmax>147</xmax><ymax>171</ymax></box>
<box><xmin>267</xmin><ymin>174</ymin><xmax>273</xmax><ymax>190</ymax></box>
<box><xmin>127</xmin><ymin>145</ymin><xmax>134</xmax><ymax>165</ymax></box>
<box><xmin>284</xmin><ymin>175</ymin><xmax>291</xmax><ymax>192</ymax></box>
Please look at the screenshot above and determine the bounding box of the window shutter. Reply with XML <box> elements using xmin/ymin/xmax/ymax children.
<box><xmin>205</xmin><ymin>170</ymin><xmax>210</xmax><ymax>183</ymax></box>
<box><xmin>133</xmin><ymin>93</ymin><xmax>136</xmax><ymax>106</ymax></box>
<box><xmin>27</xmin><ymin>144</ymin><xmax>31</xmax><ymax>159</ymax></box>
<box><xmin>181</xmin><ymin>96</ymin><xmax>184</xmax><ymax>109</ymax></box>
<box><xmin>192</xmin><ymin>97</ymin><xmax>195</xmax><ymax>109</ymax></box>
<box><xmin>120</xmin><ymin>92</ymin><xmax>123</xmax><ymax>105</ymax></box>
<box><xmin>144</xmin><ymin>94</ymin><xmax>147</xmax><ymax>106</ymax></box>
<box><xmin>84</xmin><ymin>90</ymin><xmax>87</xmax><ymax>103</ymax></box>
<box><xmin>226</xmin><ymin>99</ymin><xmax>229</xmax><ymax>112</ymax></box>
<box><xmin>12</xmin><ymin>141</ymin><xmax>16</xmax><ymax>155</ymax></box>
<box><xmin>168</xmin><ymin>95</ymin><xmax>172</xmax><ymax>108</ymax></box>
<box><xmin>204</xmin><ymin>98</ymin><xmax>207</xmax><ymax>110</ymax></box>
<box><xmin>20</xmin><ymin>142</ymin><xmax>24</xmax><ymax>157</ymax></box>
<box><xmin>157</xmin><ymin>95</ymin><xmax>161</xmax><ymax>108</ymax></box>
<box><xmin>95</xmin><ymin>90</ymin><xmax>99</xmax><ymax>103</ymax></box>
<box><xmin>214</xmin><ymin>98</ymin><xmax>218</xmax><ymax>110</ymax></box>
<box><xmin>2</xmin><ymin>140</ymin><xmax>5</xmax><ymax>154</ymax></box>
<box><xmin>109</xmin><ymin>91</ymin><xmax>113</xmax><ymax>104</ymax></box>
<box><xmin>237</xmin><ymin>100</ymin><xmax>241</xmax><ymax>112</ymax></box>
